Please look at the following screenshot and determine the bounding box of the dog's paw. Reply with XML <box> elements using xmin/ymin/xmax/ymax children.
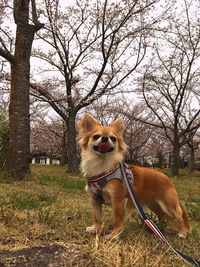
<box><xmin>164</xmin><ymin>227</ymin><xmax>187</xmax><ymax>238</ymax></box>
<box><xmin>85</xmin><ymin>185</ymin><xmax>89</xmax><ymax>192</ymax></box>
<box><xmin>178</xmin><ymin>232</ymin><xmax>187</xmax><ymax>238</ymax></box>
<box><xmin>86</xmin><ymin>225</ymin><xmax>99</xmax><ymax>234</ymax></box>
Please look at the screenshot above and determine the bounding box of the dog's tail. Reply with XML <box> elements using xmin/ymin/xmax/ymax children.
<box><xmin>180</xmin><ymin>201</ymin><xmax>190</xmax><ymax>232</ymax></box>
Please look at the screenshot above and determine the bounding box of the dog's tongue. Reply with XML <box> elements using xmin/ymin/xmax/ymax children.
<box><xmin>98</xmin><ymin>142</ymin><xmax>111</xmax><ymax>152</ymax></box>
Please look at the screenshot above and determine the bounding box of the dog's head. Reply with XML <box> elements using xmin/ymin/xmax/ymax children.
<box><xmin>78</xmin><ymin>114</ymin><xmax>127</xmax><ymax>157</ymax></box>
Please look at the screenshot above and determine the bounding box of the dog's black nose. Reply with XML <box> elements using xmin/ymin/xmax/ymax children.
<box><xmin>101</xmin><ymin>136</ymin><xmax>109</xmax><ymax>142</ymax></box>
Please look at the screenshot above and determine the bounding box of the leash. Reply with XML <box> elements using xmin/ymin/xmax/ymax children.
<box><xmin>120</xmin><ymin>163</ymin><xmax>200</xmax><ymax>266</ymax></box>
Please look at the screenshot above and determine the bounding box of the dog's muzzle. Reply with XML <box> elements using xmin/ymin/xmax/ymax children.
<box><xmin>93</xmin><ymin>142</ymin><xmax>114</xmax><ymax>154</ymax></box>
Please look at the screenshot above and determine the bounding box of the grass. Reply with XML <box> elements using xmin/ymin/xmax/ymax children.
<box><xmin>0</xmin><ymin>164</ymin><xmax>199</xmax><ymax>266</ymax></box>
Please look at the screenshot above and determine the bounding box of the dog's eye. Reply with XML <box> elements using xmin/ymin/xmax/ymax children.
<box><xmin>93</xmin><ymin>134</ymin><xmax>101</xmax><ymax>140</ymax></box>
<box><xmin>110</xmin><ymin>136</ymin><xmax>117</xmax><ymax>142</ymax></box>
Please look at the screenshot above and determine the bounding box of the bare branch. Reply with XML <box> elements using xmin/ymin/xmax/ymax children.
<box><xmin>31</xmin><ymin>0</ymin><xmax>44</xmax><ymax>30</ymax></box>
<box><xmin>0</xmin><ymin>46</ymin><xmax>15</xmax><ymax>63</ymax></box>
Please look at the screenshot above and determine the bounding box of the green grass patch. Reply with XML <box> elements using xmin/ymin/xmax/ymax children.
<box><xmin>0</xmin><ymin>191</ymin><xmax>56</xmax><ymax>210</ymax></box>
<box><xmin>10</xmin><ymin>192</ymin><xmax>38</xmax><ymax>210</ymax></box>
<box><xmin>0</xmin><ymin>169</ymin><xmax>10</xmax><ymax>182</ymax></box>
<box><xmin>36</xmin><ymin>174</ymin><xmax>85</xmax><ymax>190</ymax></box>
<box><xmin>32</xmin><ymin>164</ymin><xmax>85</xmax><ymax>191</ymax></box>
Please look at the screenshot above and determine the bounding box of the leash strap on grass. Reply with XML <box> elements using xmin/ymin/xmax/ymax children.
<box><xmin>120</xmin><ymin>163</ymin><xmax>200</xmax><ymax>267</ymax></box>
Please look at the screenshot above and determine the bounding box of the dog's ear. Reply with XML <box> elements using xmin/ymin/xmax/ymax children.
<box><xmin>78</xmin><ymin>114</ymin><xmax>100</xmax><ymax>135</ymax></box>
<box><xmin>110</xmin><ymin>118</ymin><xmax>125</xmax><ymax>135</ymax></box>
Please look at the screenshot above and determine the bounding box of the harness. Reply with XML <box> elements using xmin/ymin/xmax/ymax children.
<box><xmin>87</xmin><ymin>163</ymin><xmax>133</xmax><ymax>203</ymax></box>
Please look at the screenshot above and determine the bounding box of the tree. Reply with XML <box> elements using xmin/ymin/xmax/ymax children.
<box><xmin>145</xmin><ymin>130</ymin><xmax>171</xmax><ymax>168</ymax></box>
<box><xmin>0</xmin><ymin>0</ymin><xmax>43</xmax><ymax>179</ymax></box>
<box><xmin>0</xmin><ymin>110</ymin><xmax>9</xmax><ymax>168</ymax></box>
<box><xmin>30</xmin><ymin>119</ymin><xmax>64</xmax><ymax>162</ymax></box>
<box><xmin>138</xmin><ymin>0</ymin><xmax>200</xmax><ymax>176</ymax></box>
<box><xmin>31</xmin><ymin>0</ymin><xmax>165</xmax><ymax>172</ymax></box>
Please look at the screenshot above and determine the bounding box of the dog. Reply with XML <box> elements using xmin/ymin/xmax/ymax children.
<box><xmin>78</xmin><ymin>114</ymin><xmax>190</xmax><ymax>239</ymax></box>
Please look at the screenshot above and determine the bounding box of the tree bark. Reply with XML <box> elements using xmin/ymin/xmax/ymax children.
<box><xmin>5</xmin><ymin>24</ymin><xmax>36</xmax><ymax>179</ymax></box>
<box><xmin>3</xmin><ymin>0</ymin><xmax>44</xmax><ymax>180</ymax></box>
<box><xmin>171</xmin><ymin>133</ymin><xmax>180</xmax><ymax>176</ymax></box>
<box><xmin>66</xmin><ymin>112</ymin><xmax>79</xmax><ymax>173</ymax></box>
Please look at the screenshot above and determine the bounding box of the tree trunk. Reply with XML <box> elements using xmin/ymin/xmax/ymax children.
<box><xmin>60</xmin><ymin>127</ymin><xmax>68</xmax><ymax>165</ymax></box>
<box><xmin>189</xmin><ymin>146</ymin><xmax>195</xmax><ymax>172</ymax></box>
<box><xmin>157</xmin><ymin>152</ymin><xmax>164</xmax><ymax>169</ymax></box>
<box><xmin>130</xmin><ymin>151</ymin><xmax>134</xmax><ymax>164</ymax></box>
<box><xmin>0</xmin><ymin>112</ymin><xmax>9</xmax><ymax>169</ymax></box>
<box><xmin>5</xmin><ymin>23</ymin><xmax>36</xmax><ymax>179</ymax></box>
<box><xmin>171</xmin><ymin>141</ymin><xmax>180</xmax><ymax>176</ymax></box>
<box><xmin>66</xmin><ymin>112</ymin><xmax>79</xmax><ymax>173</ymax></box>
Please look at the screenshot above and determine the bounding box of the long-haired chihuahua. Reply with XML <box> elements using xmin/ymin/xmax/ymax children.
<box><xmin>78</xmin><ymin>114</ymin><xmax>190</xmax><ymax>239</ymax></box>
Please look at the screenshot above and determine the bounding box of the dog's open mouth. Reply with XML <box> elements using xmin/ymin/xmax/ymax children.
<box><xmin>93</xmin><ymin>142</ymin><xmax>114</xmax><ymax>154</ymax></box>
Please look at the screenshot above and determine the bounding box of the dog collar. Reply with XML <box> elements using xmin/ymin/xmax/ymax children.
<box><xmin>87</xmin><ymin>164</ymin><xmax>120</xmax><ymax>182</ymax></box>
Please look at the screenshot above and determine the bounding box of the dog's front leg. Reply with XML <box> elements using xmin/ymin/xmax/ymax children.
<box><xmin>109</xmin><ymin>200</ymin><xmax>126</xmax><ymax>239</ymax></box>
<box><xmin>86</xmin><ymin>199</ymin><xmax>102</xmax><ymax>234</ymax></box>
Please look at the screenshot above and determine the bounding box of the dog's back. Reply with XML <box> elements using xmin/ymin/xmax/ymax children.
<box><xmin>128</xmin><ymin>165</ymin><xmax>190</xmax><ymax>237</ymax></box>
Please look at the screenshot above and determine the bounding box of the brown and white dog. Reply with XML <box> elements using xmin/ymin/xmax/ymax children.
<box><xmin>78</xmin><ymin>114</ymin><xmax>190</xmax><ymax>239</ymax></box>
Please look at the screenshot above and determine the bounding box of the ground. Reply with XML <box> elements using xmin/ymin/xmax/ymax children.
<box><xmin>0</xmin><ymin>165</ymin><xmax>199</xmax><ymax>267</ymax></box>
<box><xmin>0</xmin><ymin>243</ymin><xmax>83</xmax><ymax>267</ymax></box>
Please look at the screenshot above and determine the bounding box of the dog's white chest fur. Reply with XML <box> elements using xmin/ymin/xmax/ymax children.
<box><xmin>81</xmin><ymin>150</ymin><xmax>124</xmax><ymax>177</ymax></box>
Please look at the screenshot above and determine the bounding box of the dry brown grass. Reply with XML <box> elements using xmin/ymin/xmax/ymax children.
<box><xmin>0</xmin><ymin>164</ymin><xmax>199</xmax><ymax>266</ymax></box>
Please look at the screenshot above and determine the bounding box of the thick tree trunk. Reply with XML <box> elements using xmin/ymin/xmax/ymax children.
<box><xmin>5</xmin><ymin>24</ymin><xmax>35</xmax><ymax>179</ymax></box>
<box><xmin>1</xmin><ymin>0</ymin><xmax>43</xmax><ymax>179</ymax></box>
<box><xmin>0</xmin><ymin>113</ymin><xmax>9</xmax><ymax>169</ymax></box>
<box><xmin>66</xmin><ymin>112</ymin><xmax>79</xmax><ymax>173</ymax></box>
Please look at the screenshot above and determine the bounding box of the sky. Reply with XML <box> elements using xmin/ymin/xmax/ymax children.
<box><xmin>1</xmin><ymin>0</ymin><xmax>200</xmax><ymax>117</ymax></box>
